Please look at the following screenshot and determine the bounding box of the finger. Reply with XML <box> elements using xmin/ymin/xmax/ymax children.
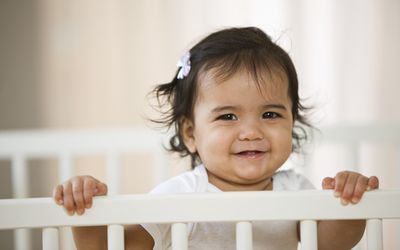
<box><xmin>95</xmin><ymin>181</ymin><xmax>108</xmax><ymax>196</ymax></box>
<box><xmin>83</xmin><ymin>178</ymin><xmax>97</xmax><ymax>209</ymax></box>
<box><xmin>351</xmin><ymin>176</ymin><xmax>369</xmax><ymax>204</ymax></box>
<box><xmin>367</xmin><ymin>176</ymin><xmax>379</xmax><ymax>190</ymax></box>
<box><xmin>62</xmin><ymin>182</ymin><xmax>75</xmax><ymax>215</ymax></box>
<box><xmin>71</xmin><ymin>178</ymin><xmax>85</xmax><ymax>215</ymax></box>
<box><xmin>334</xmin><ymin>171</ymin><xmax>348</xmax><ymax>197</ymax></box>
<box><xmin>321</xmin><ymin>177</ymin><xmax>335</xmax><ymax>190</ymax></box>
<box><xmin>341</xmin><ymin>172</ymin><xmax>358</xmax><ymax>204</ymax></box>
<box><xmin>52</xmin><ymin>185</ymin><xmax>64</xmax><ymax>205</ymax></box>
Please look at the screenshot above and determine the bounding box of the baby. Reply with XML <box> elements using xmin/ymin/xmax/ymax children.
<box><xmin>53</xmin><ymin>27</ymin><xmax>379</xmax><ymax>250</ymax></box>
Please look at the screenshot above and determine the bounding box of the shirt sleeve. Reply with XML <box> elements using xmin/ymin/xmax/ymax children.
<box><xmin>140</xmin><ymin>223</ymin><xmax>170</xmax><ymax>250</ymax></box>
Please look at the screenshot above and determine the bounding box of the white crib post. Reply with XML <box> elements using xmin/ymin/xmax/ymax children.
<box><xmin>11</xmin><ymin>154</ymin><xmax>28</xmax><ymax>198</ymax></box>
<box><xmin>59</xmin><ymin>152</ymin><xmax>73</xmax><ymax>182</ymax></box>
<box><xmin>106</xmin><ymin>151</ymin><xmax>121</xmax><ymax>195</ymax></box>
<box><xmin>108</xmin><ymin>224</ymin><xmax>124</xmax><ymax>250</ymax></box>
<box><xmin>14</xmin><ymin>229</ymin><xmax>31</xmax><ymax>250</ymax></box>
<box><xmin>11</xmin><ymin>153</ymin><xmax>32</xmax><ymax>250</ymax></box>
<box><xmin>366</xmin><ymin>219</ymin><xmax>383</xmax><ymax>250</ymax></box>
<box><xmin>300</xmin><ymin>220</ymin><xmax>318</xmax><ymax>250</ymax></box>
<box><xmin>59</xmin><ymin>153</ymin><xmax>75</xmax><ymax>250</ymax></box>
<box><xmin>236</xmin><ymin>221</ymin><xmax>253</xmax><ymax>250</ymax></box>
<box><xmin>43</xmin><ymin>227</ymin><xmax>59</xmax><ymax>250</ymax></box>
<box><xmin>171</xmin><ymin>223</ymin><xmax>188</xmax><ymax>250</ymax></box>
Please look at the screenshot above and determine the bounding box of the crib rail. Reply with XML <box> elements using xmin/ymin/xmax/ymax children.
<box><xmin>0</xmin><ymin>128</ymin><xmax>168</xmax><ymax>196</ymax></box>
<box><xmin>1</xmin><ymin>190</ymin><xmax>399</xmax><ymax>250</ymax></box>
<box><xmin>0</xmin><ymin>128</ymin><xmax>169</xmax><ymax>250</ymax></box>
<box><xmin>2</xmin><ymin>190</ymin><xmax>400</xmax><ymax>228</ymax></box>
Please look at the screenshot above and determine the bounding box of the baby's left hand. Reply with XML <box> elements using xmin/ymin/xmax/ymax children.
<box><xmin>322</xmin><ymin>171</ymin><xmax>379</xmax><ymax>205</ymax></box>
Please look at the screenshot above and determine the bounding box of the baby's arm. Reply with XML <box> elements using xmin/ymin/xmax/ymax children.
<box><xmin>53</xmin><ymin>176</ymin><xmax>108</xmax><ymax>249</ymax></box>
<box><xmin>52</xmin><ymin>176</ymin><xmax>154</xmax><ymax>250</ymax></box>
<box><xmin>315</xmin><ymin>171</ymin><xmax>379</xmax><ymax>250</ymax></box>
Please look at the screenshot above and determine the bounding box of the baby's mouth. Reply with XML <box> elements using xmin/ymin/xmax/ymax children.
<box><xmin>235</xmin><ymin>150</ymin><xmax>265</xmax><ymax>157</ymax></box>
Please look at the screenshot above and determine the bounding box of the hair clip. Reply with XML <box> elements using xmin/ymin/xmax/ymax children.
<box><xmin>176</xmin><ymin>52</ymin><xmax>191</xmax><ymax>79</ymax></box>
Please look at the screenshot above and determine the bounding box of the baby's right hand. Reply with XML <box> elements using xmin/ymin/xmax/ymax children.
<box><xmin>52</xmin><ymin>176</ymin><xmax>108</xmax><ymax>216</ymax></box>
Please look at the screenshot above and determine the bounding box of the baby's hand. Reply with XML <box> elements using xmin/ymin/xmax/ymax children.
<box><xmin>322</xmin><ymin>171</ymin><xmax>379</xmax><ymax>205</ymax></box>
<box><xmin>52</xmin><ymin>175</ymin><xmax>108</xmax><ymax>215</ymax></box>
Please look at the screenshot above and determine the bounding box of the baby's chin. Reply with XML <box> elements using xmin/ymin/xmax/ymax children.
<box><xmin>231</xmin><ymin>174</ymin><xmax>273</xmax><ymax>191</ymax></box>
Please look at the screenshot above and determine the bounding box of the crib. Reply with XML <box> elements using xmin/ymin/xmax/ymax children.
<box><xmin>0</xmin><ymin>124</ymin><xmax>399</xmax><ymax>250</ymax></box>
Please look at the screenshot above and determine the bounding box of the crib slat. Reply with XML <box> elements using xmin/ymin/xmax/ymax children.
<box><xmin>11</xmin><ymin>154</ymin><xmax>32</xmax><ymax>250</ymax></box>
<box><xmin>366</xmin><ymin>219</ymin><xmax>383</xmax><ymax>250</ymax></box>
<box><xmin>108</xmin><ymin>224</ymin><xmax>124</xmax><ymax>250</ymax></box>
<box><xmin>300</xmin><ymin>220</ymin><xmax>318</xmax><ymax>250</ymax></box>
<box><xmin>11</xmin><ymin>154</ymin><xmax>28</xmax><ymax>198</ymax></box>
<box><xmin>171</xmin><ymin>223</ymin><xmax>188</xmax><ymax>250</ymax></box>
<box><xmin>43</xmin><ymin>227</ymin><xmax>59</xmax><ymax>250</ymax></box>
<box><xmin>14</xmin><ymin>229</ymin><xmax>31</xmax><ymax>250</ymax></box>
<box><xmin>59</xmin><ymin>153</ymin><xmax>76</xmax><ymax>250</ymax></box>
<box><xmin>236</xmin><ymin>221</ymin><xmax>253</xmax><ymax>250</ymax></box>
<box><xmin>59</xmin><ymin>152</ymin><xmax>73</xmax><ymax>182</ymax></box>
<box><xmin>106</xmin><ymin>151</ymin><xmax>121</xmax><ymax>195</ymax></box>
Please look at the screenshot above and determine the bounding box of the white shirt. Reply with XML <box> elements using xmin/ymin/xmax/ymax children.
<box><xmin>142</xmin><ymin>165</ymin><xmax>314</xmax><ymax>250</ymax></box>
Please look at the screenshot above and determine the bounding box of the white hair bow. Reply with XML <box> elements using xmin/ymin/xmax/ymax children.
<box><xmin>176</xmin><ymin>52</ymin><xmax>191</xmax><ymax>79</ymax></box>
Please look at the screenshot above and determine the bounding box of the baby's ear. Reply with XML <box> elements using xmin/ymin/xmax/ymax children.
<box><xmin>181</xmin><ymin>117</ymin><xmax>196</xmax><ymax>153</ymax></box>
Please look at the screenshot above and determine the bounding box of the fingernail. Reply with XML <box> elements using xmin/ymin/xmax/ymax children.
<box><xmin>366</xmin><ymin>186</ymin><xmax>372</xmax><ymax>191</ymax></box>
<box><xmin>352</xmin><ymin>197</ymin><xmax>360</xmax><ymax>204</ymax></box>
<box><xmin>85</xmin><ymin>203</ymin><xmax>92</xmax><ymax>209</ymax></box>
<box><xmin>341</xmin><ymin>198</ymin><xmax>349</xmax><ymax>206</ymax></box>
<box><xmin>77</xmin><ymin>209</ymin><xmax>84</xmax><ymax>215</ymax></box>
<box><xmin>67</xmin><ymin>210</ymin><xmax>74</xmax><ymax>216</ymax></box>
<box><xmin>334</xmin><ymin>191</ymin><xmax>341</xmax><ymax>197</ymax></box>
<box><xmin>57</xmin><ymin>199</ymin><xmax>63</xmax><ymax>205</ymax></box>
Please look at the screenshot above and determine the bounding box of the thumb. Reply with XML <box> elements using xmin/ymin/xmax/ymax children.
<box><xmin>322</xmin><ymin>177</ymin><xmax>335</xmax><ymax>190</ymax></box>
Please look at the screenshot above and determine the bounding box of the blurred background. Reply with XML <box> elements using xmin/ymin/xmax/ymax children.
<box><xmin>0</xmin><ymin>0</ymin><xmax>399</xmax><ymax>249</ymax></box>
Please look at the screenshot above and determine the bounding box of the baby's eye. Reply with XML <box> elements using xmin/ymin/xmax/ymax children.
<box><xmin>262</xmin><ymin>112</ymin><xmax>280</xmax><ymax>119</ymax></box>
<box><xmin>217</xmin><ymin>113</ymin><xmax>238</xmax><ymax>121</ymax></box>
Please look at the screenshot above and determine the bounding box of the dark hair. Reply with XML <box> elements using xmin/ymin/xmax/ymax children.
<box><xmin>151</xmin><ymin>27</ymin><xmax>312</xmax><ymax>168</ymax></box>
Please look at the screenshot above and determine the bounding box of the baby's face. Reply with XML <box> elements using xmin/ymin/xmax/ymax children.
<box><xmin>182</xmin><ymin>69</ymin><xmax>293</xmax><ymax>191</ymax></box>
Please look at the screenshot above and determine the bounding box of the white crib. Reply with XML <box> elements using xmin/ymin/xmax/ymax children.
<box><xmin>0</xmin><ymin>124</ymin><xmax>399</xmax><ymax>250</ymax></box>
<box><xmin>1</xmin><ymin>190</ymin><xmax>400</xmax><ymax>250</ymax></box>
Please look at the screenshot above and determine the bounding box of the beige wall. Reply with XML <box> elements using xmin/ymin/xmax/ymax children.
<box><xmin>0</xmin><ymin>1</ymin><xmax>43</xmax><ymax>129</ymax></box>
<box><xmin>1</xmin><ymin>0</ymin><xmax>399</xmax><ymax>129</ymax></box>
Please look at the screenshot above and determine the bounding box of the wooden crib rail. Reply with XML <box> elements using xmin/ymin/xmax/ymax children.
<box><xmin>1</xmin><ymin>190</ymin><xmax>399</xmax><ymax>250</ymax></box>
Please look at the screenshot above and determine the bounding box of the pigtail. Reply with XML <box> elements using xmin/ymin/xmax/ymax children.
<box><xmin>149</xmin><ymin>64</ymin><xmax>201</xmax><ymax>167</ymax></box>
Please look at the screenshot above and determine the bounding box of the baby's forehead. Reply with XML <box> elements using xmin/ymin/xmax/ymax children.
<box><xmin>198</xmin><ymin>66</ymin><xmax>289</xmax><ymax>95</ymax></box>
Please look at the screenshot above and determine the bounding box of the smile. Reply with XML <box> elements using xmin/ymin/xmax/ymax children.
<box><xmin>235</xmin><ymin>150</ymin><xmax>266</xmax><ymax>159</ymax></box>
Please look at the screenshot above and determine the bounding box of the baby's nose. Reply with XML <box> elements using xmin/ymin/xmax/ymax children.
<box><xmin>238</xmin><ymin>122</ymin><xmax>264</xmax><ymax>141</ymax></box>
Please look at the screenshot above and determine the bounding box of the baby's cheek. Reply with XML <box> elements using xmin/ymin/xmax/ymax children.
<box><xmin>276</xmin><ymin>133</ymin><xmax>292</xmax><ymax>154</ymax></box>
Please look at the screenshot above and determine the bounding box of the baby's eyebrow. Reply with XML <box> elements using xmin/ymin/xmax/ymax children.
<box><xmin>210</xmin><ymin>104</ymin><xmax>287</xmax><ymax>113</ymax></box>
<box><xmin>211</xmin><ymin>105</ymin><xmax>237</xmax><ymax>113</ymax></box>
<box><xmin>262</xmin><ymin>104</ymin><xmax>287</xmax><ymax>111</ymax></box>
